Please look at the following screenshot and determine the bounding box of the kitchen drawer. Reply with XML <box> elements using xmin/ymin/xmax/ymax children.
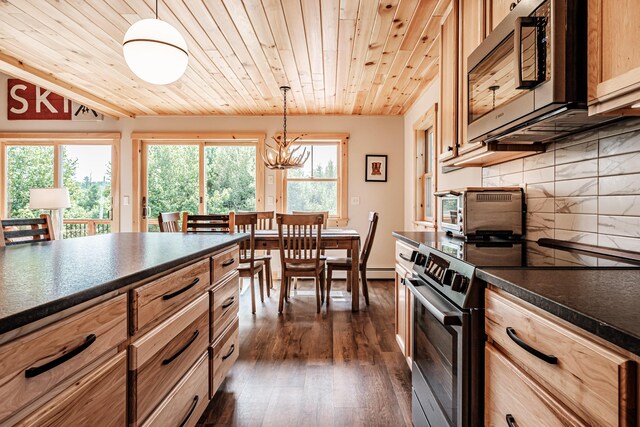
<box><xmin>485</xmin><ymin>344</ymin><xmax>586</xmax><ymax>427</ymax></box>
<box><xmin>210</xmin><ymin>271</ymin><xmax>239</xmax><ymax>343</ymax></box>
<box><xmin>129</xmin><ymin>294</ymin><xmax>209</xmax><ymax>425</ymax></box>
<box><xmin>0</xmin><ymin>295</ymin><xmax>127</xmax><ymax>422</ymax></box>
<box><xmin>211</xmin><ymin>245</ymin><xmax>239</xmax><ymax>283</ymax></box>
<box><xmin>131</xmin><ymin>258</ymin><xmax>210</xmax><ymax>335</ymax></box>
<box><xmin>395</xmin><ymin>241</ymin><xmax>415</xmax><ymax>272</ymax></box>
<box><xmin>486</xmin><ymin>289</ymin><xmax>637</xmax><ymax>426</ymax></box>
<box><xmin>16</xmin><ymin>352</ymin><xmax>127</xmax><ymax>427</ymax></box>
<box><xmin>142</xmin><ymin>353</ymin><xmax>209</xmax><ymax>427</ymax></box>
<box><xmin>209</xmin><ymin>318</ymin><xmax>239</xmax><ymax>398</ymax></box>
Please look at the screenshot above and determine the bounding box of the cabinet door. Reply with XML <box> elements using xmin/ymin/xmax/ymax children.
<box><xmin>439</xmin><ymin>2</ymin><xmax>459</xmax><ymax>160</ymax></box>
<box><xmin>588</xmin><ymin>0</ymin><xmax>640</xmax><ymax>115</ymax></box>
<box><xmin>394</xmin><ymin>266</ymin><xmax>409</xmax><ymax>355</ymax></box>
<box><xmin>486</xmin><ymin>0</ymin><xmax>513</xmax><ymax>33</ymax></box>
<box><xmin>459</xmin><ymin>0</ymin><xmax>486</xmax><ymax>154</ymax></box>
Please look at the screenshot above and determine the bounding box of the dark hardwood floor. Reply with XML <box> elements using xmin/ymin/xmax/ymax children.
<box><xmin>197</xmin><ymin>278</ymin><xmax>412</xmax><ymax>427</ymax></box>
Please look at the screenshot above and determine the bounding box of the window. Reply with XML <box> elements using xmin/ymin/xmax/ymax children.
<box><xmin>0</xmin><ymin>134</ymin><xmax>120</xmax><ymax>238</ymax></box>
<box><xmin>414</xmin><ymin>106</ymin><xmax>437</xmax><ymax>224</ymax></box>
<box><xmin>134</xmin><ymin>133</ymin><xmax>265</xmax><ymax>232</ymax></box>
<box><xmin>281</xmin><ymin>133</ymin><xmax>348</xmax><ymax>226</ymax></box>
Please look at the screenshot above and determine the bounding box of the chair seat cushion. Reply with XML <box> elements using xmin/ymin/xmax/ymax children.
<box><xmin>238</xmin><ymin>260</ymin><xmax>265</xmax><ymax>271</ymax></box>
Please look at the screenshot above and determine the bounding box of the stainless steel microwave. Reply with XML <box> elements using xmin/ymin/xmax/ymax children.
<box><xmin>467</xmin><ymin>0</ymin><xmax>617</xmax><ymax>146</ymax></box>
<box><xmin>435</xmin><ymin>188</ymin><xmax>525</xmax><ymax>238</ymax></box>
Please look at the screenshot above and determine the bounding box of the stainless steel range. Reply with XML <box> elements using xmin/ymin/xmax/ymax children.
<box><xmin>405</xmin><ymin>235</ymin><xmax>640</xmax><ymax>427</ymax></box>
<box><xmin>407</xmin><ymin>244</ymin><xmax>484</xmax><ymax>427</ymax></box>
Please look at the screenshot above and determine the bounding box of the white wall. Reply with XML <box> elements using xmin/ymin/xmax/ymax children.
<box><xmin>0</xmin><ymin>73</ymin><xmax>404</xmax><ymax>272</ymax></box>
<box><xmin>402</xmin><ymin>78</ymin><xmax>482</xmax><ymax>230</ymax></box>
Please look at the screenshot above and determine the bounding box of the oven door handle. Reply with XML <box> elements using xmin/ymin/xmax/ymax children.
<box><xmin>407</xmin><ymin>279</ymin><xmax>462</xmax><ymax>326</ymax></box>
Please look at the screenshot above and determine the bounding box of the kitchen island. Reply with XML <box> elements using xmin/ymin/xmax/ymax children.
<box><xmin>0</xmin><ymin>232</ymin><xmax>246</xmax><ymax>426</ymax></box>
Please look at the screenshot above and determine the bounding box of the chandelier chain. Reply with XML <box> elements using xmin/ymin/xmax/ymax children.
<box><xmin>283</xmin><ymin>86</ymin><xmax>288</xmax><ymax>144</ymax></box>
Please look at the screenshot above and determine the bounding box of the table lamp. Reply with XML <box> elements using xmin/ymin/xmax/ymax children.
<box><xmin>29</xmin><ymin>188</ymin><xmax>71</xmax><ymax>239</ymax></box>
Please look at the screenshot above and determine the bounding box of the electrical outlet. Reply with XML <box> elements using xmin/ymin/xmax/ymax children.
<box><xmin>267</xmin><ymin>196</ymin><xmax>274</xmax><ymax>205</ymax></box>
<box><xmin>351</xmin><ymin>196</ymin><xmax>360</xmax><ymax>205</ymax></box>
<box><xmin>267</xmin><ymin>175</ymin><xmax>274</xmax><ymax>185</ymax></box>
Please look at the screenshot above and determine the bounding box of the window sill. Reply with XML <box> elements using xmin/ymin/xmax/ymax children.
<box><xmin>413</xmin><ymin>220</ymin><xmax>436</xmax><ymax>229</ymax></box>
<box><xmin>330</xmin><ymin>218</ymin><xmax>349</xmax><ymax>228</ymax></box>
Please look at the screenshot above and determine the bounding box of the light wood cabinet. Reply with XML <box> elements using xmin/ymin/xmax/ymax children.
<box><xmin>486</xmin><ymin>288</ymin><xmax>638</xmax><ymax>426</ymax></box>
<box><xmin>394</xmin><ymin>240</ymin><xmax>414</xmax><ymax>367</ymax></box>
<box><xmin>458</xmin><ymin>0</ymin><xmax>486</xmax><ymax>155</ymax></box>
<box><xmin>485</xmin><ymin>0</ymin><xmax>513</xmax><ymax>34</ymax></box>
<box><xmin>131</xmin><ymin>258</ymin><xmax>210</xmax><ymax>335</ymax></box>
<box><xmin>439</xmin><ymin>1</ymin><xmax>459</xmax><ymax>161</ymax></box>
<box><xmin>129</xmin><ymin>294</ymin><xmax>209</xmax><ymax>425</ymax></box>
<box><xmin>210</xmin><ymin>271</ymin><xmax>240</xmax><ymax>343</ymax></box>
<box><xmin>209</xmin><ymin>318</ymin><xmax>239</xmax><ymax>397</ymax></box>
<box><xmin>588</xmin><ymin>0</ymin><xmax>640</xmax><ymax>115</ymax></box>
<box><xmin>0</xmin><ymin>295</ymin><xmax>127</xmax><ymax>423</ymax></box>
<box><xmin>16</xmin><ymin>353</ymin><xmax>127</xmax><ymax>427</ymax></box>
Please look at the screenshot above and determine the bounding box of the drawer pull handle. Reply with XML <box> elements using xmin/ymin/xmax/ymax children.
<box><xmin>162</xmin><ymin>278</ymin><xmax>200</xmax><ymax>300</ymax></box>
<box><xmin>506</xmin><ymin>414</ymin><xmax>517</xmax><ymax>427</ymax></box>
<box><xmin>222</xmin><ymin>344</ymin><xmax>235</xmax><ymax>361</ymax></box>
<box><xmin>222</xmin><ymin>258</ymin><xmax>235</xmax><ymax>267</ymax></box>
<box><xmin>506</xmin><ymin>327</ymin><xmax>558</xmax><ymax>364</ymax></box>
<box><xmin>162</xmin><ymin>330</ymin><xmax>199</xmax><ymax>366</ymax></box>
<box><xmin>25</xmin><ymin>334</ymin><xmax>97</xmax><ymax>378</ymax></box>
<box><xmin>398</xmin><ymin>253</ymin><xmax>411</xmax><ymax>262</ymax></box>
<box><xmin>221</xmin><ymin>296</ymin><xmax>235</xmax><ymax>309</ymax></box>
<box><xmin>178</xmin><ymin>395</ymin><xmax>199</xmax><ymax>427</ymax></box>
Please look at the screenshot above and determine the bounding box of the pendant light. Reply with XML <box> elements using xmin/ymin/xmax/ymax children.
<box><xmin>262</xmin><ymin>86</ymin><xmax>310</xmax><ymax>170</ymax></box>
<box><xmin>122</xmin><ymin>0</ymin><xmax>188</xmax><ymax>85</ymax></box>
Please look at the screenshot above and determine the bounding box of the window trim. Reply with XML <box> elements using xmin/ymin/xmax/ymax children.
<box><xmin>275</xmin><ymin>132</ymin><xmax>349</xmax><ymax>227</ymax></box>
<box><xmin>131</xmin><ymin>132</ymin><xmax>266</xmax><ymax>232</ymax></box>
<box><xmin>0</xmin><ymin>132</ymin><xmax>121</xmax><ymax>232</ymax></box>
<box><xmin>413</xmin><ymin>105</ymin><xmax>438</xmax><ymax>226</ymax></box>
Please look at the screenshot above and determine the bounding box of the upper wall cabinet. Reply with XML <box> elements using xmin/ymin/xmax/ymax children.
<box><xmin>438</xmin><ymin>1</ymin><xmax>459</xmax><ymax>162</ymax></box>
<box><xmin>485</xmin><ymin>0</ymin><xmax>514</xmax><ymax>34</ymax></box>
<box><xmin>588</xmin><ymin>0</ymin><xmax>640</xmax><ymax>115</ymax></box>
<box><xmin>458</xmin><ymin>0</ymin><xmax>486</xmax><ymax>156</ymax></box>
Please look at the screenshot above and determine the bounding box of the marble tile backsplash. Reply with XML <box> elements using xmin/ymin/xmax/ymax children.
<box><xmin>483</xmin><ymin>118</ymin><xmax>640</xmax><ymax>251</ymax></box>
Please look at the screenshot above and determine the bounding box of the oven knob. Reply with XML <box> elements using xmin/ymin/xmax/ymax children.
<box><xmin>442</xmin><ymin>268</ymin><xmax>455</xmax><ymax>286</ymax></box>
<box><xmin>451</xmin><ymin>273</ymin><xmax>468</xmax><ymax>292</ymax></box>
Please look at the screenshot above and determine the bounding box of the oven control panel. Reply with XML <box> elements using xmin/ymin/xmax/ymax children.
<box><xmin>424</xmin><ymin>253</ymin><xmax>449</xmax><ymax>285</ymax></box>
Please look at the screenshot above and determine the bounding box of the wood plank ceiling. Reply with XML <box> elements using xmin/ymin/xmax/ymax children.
<box><xmin>0</xmin><ymin>0</ymin><xmax>444</xmax><ymax>117</ymax></box>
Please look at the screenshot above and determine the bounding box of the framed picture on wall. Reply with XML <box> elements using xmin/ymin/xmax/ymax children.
<box><xmin>365</xmin><ymin>154</ymin><xmax>388</xmax><ymax>182</ymax></box>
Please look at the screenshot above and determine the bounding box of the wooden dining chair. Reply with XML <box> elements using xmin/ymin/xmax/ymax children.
<box><xmin>182</xmin><ymin>212</ymin><xmax>235</xmax><ymax>233</ymax></box>
<box><xmin>235</xmin><ymin>213</ymin><xmax>265</xmax><ymax>314</ymax></box>
<box><xmin>1</xmin><ymin>214</ymin><xmax>55</xmax><ymax>246</ymax></box>
<box><xmin>291</xmin><ymin>211</ymin><xmax>329</xmax><ymax>289</ymax></box>
<box><xmin>158</xmin><ymin>212</ymin><xmax>181</xmax><ymax>232</ymax></box>
<box><xmin>276</xmin><ymin>213</ymin><xmax>325</xmax><ymax>313</ymax></box>
<box><xmin>326</xmin><ymin>212</ymin><xmax>379</xmax><ymax>306</ymax></box>
<box><xmin>238</xmin><ymin>211</ymin><xmax>274</xmax><ymax>296</ymax></box>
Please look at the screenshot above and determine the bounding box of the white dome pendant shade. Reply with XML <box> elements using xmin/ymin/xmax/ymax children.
<box><xmin>122</xmin><ymin>18</ymin><xmax>188</xmax><ymax>85</ymax></box>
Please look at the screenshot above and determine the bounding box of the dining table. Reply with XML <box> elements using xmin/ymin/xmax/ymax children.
<box><xmin>253</xmin><ymin>229</ymin><xmax>362</xmax><ymax>311</ymax></box>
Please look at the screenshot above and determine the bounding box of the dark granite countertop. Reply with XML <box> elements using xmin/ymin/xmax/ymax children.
<box><xmin>392</xmin><ymin>231</ymin><xmax>443</xmax><ymax>248</ymax></box>
<box><xmin>477</xmin><ymin>268</ymin><xmax>640</xmax><ymax>356</ymax></box>
<box><xmin>0</xmin><ymin>232</ymin><xmax>247</xmax><ymax>335</ymax></box>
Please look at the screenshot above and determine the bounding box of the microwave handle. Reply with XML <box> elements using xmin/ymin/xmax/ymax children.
<box><xmin>515</xmin><ymin>16</ymin><xmax>545</xmax><ymax>89</ymax></box>
<box><xmin>434</xmin><ymin>190</ymin><xmax>461</xmax><ymax>197</ymax></box>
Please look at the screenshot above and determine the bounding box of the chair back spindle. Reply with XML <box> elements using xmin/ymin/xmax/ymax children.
<box><xmin>158</xmin><ymin>212</ymin><xmax>181</xmax><ymax>232</ymax></box>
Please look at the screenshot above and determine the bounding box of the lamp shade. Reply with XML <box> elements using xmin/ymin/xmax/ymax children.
<box><xmin>29</xmin><ymin>188</ymin><xmax>71</xmax><ymax>210</ymax></box>
<box><xmin>123</xmin><ymin>18</ymin><xmax>189</xmax><ymax>85</ymax></box>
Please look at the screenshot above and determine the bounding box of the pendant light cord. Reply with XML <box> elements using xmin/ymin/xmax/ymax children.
<box><xmin>283</xmin><ymin>87</ymin><xmax>288</xmax><ymax>144</ymax></box>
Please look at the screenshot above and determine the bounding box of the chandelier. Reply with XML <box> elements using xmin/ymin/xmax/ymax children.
<box><xmin>262</xmin><ymin>86</ymin><xmax>310</xmax><ymax>169</ymax></box>
<box><xmin>122</xmin><ymin>0</ymin><xmax>189</xmax><ymax>85</ymax></box>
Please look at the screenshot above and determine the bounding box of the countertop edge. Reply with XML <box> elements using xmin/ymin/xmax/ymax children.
<box><xmin>476</xmin><ymin>269</ymin><xmax>640</xmax><ymax>357</ymax></box>
<box><xmin>392</xmin><ymin>231</ymin><xmax>421</xmax><ymax>248</ymax></box>
<box><xmin>0</xmin><ymin>234</ymin><xmax>248</xmax><ymax>336</ymax></box>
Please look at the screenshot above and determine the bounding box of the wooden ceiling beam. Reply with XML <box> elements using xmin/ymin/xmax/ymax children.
<box><xmin>0</xmin><ymin>52</ymin><xmax>134</xmax><ymax>118</ymax></box>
